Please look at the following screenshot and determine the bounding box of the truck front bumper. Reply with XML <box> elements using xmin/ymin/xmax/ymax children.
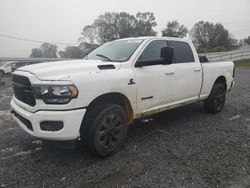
<box><xmin>11</xmin><ymin>99</ymin><xmax>86</xmax><ymax>141</ymax></box>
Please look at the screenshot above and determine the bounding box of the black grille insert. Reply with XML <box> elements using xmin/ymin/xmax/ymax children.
<box><xmin>12</xmin><ymin>110</ymin><xmax>33</xmax><ymax>131</ymax></box>
<box><xmin>12</xmin><ymin>75</ymin><xmax>36</xmax><ymax>106</ymax></box>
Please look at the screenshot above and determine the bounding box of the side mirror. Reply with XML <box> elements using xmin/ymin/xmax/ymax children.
<box><xmin>161</xmin><ymin>47</ymin><xmax>174</xmax><ymax>64</ymax></box>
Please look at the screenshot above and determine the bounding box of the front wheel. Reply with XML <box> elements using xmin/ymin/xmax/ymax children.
<box><xmin>204</xmin><ymin>83</ymin><xmax>226</xmax><ymax>114</ymax></box>
<box><xmin>81</xmin><ymin>103</ymin><xmax>128</xmax><ymax>157</ymax></box>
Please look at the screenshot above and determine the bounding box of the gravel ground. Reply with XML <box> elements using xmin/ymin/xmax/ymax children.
<box><xmin>0</xmin><ymin>68</ymin><xmax>250</xmax><ymax>188</ymax></box>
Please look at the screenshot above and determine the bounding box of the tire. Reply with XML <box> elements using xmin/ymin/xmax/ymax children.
<box><xmin>81</xmin><ymin>103</ymin><xmax>128</xmax><ymax>157</ymax></box>
<box><xmin>0</xmin><ymin>70</ymin><xmax>4</xmax><ymax>77</ymax></box>
<box><xmin>204</xmin><ymin>83</ymin><xmax>226</xmax><ymax>114</ymax></box>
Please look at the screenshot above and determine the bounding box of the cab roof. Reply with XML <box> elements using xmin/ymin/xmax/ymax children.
<box><xmin>117</xmin><ymin>36</ymin><xmax>192</xmax><ymax>43</ymax></box>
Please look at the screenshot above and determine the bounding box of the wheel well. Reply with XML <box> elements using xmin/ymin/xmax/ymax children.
<box><xmin>85</xmin><ymin>93</ymin><xmax>134</xmax><ymax>124</ymax></box>
<box><xmin>214</xmin><ymin>76</ymin><xmax>227</xmax><ymax>90</ymax></box>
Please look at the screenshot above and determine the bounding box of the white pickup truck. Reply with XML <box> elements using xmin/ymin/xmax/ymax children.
<box><xmin>11</xmin><ymin>37</ymin><xmax>235</xmax><ymax>156</ymax></box>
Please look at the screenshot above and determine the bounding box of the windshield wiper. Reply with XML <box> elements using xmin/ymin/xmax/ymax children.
<box><xmin>96</xmin><ymin>54</ymin><xmax>113</xmax><ymax>62</ymax></box>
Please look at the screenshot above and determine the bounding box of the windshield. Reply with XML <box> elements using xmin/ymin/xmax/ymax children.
<box><xmin>85</xmin><ymin>39</ymin><xmax>143</xmax><ymax>62</ymax></box>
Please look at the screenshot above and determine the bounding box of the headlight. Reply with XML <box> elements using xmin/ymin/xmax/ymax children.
<box><xmin>33</xmin><ymin>85</ymin><xmax>78</xmax><ymax>104</ymax></box>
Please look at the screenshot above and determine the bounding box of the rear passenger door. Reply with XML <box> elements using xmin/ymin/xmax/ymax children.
<box><xmin>167</xmin><ymin>40</ymin><xmax>202</xmax><ymax>102</ymax></box>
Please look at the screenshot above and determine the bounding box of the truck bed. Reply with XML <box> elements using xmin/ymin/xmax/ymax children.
<box><xmin>199</xmin><ymin>61</ymin><xmax>235</xmax><ymax>99</ymax></box>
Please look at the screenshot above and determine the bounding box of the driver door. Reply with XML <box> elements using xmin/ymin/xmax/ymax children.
<box><xmin>134</xmin><ymin>40</ymin><xmax>177</xmax><ymax>114</ymax></box>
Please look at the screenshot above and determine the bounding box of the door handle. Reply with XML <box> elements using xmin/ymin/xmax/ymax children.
<box><xmin>194</xmin><ymin>69</ymin><xmax>201</xmax><ymax>72</ymax></box>
<box><xmin>165</xmin><ymin>71</ymin><xmax>174</xmax><ymax>75</ymax></box>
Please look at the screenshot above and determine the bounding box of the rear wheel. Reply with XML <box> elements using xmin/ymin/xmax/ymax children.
<box><xmin>204</xmin><ymin>83</ymin><xmax>226</xmax><ymax>114</ymax></box>
<box><xmin>81</xmin><ymin>103</ymin><xmax>128</xmax><ymax>157</ymax></box>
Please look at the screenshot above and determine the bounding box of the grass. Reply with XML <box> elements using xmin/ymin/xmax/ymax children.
<box><xmin>234</xmin><ymin>59</ymin><xmax>250</xmax><ymax>67</ymax></box>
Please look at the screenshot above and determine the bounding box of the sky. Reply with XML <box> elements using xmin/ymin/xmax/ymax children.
<box><xmin>0</xmin><ymin>0</ymin><xmax>250</xmax><ymax>57</ymax></box>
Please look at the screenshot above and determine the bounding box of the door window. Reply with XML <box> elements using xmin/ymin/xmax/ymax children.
<box><xmin>167</xmin><ymin>41</ymin><xmax>195</xmax><ymax>63</ymax></box>
<box><xmin>137</xmin><ymin>40</ymin><xmax>167</xmax><ymax>65</ymax></box>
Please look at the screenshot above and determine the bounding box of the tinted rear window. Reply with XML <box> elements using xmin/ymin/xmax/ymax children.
<box><xmin>167</xmin><ymin>41</ymin><xmax>195</xmax><ymax>63</ymax></box>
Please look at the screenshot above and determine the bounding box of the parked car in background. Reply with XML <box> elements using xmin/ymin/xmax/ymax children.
<box><xmin>11</xmin><ymin>61</ymin><xmax>43</xmax><ymax>72</ymax></box>
<box><xmin>0</xmin><ymin>61</ymin><xmax>16</xmax><ymax>76</ymax></box>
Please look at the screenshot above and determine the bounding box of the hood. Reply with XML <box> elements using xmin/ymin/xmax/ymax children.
<box><xmin>16</xmin><ymin>60</ymin><xmax>120</xmax><ymax>80</ymax></box>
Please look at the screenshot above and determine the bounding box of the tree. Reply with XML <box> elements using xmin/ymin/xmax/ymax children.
<box><xmin>135</xmin><ymin>12</ymin><xmax>157</xmax><ymax>36</ymax></box>
<box><xmin>78</xmin><ymin>42</ymin><xmax>99</xmax><ymax>55</ymax></box>
<box><xmin>40</xmin><ymin>43</ymin><xmax>58</xmax><ymax>58</ymax></box>
<box><xmin>93</xmin><ymin>12</ymin><xmax>120</xmax><ymax>43</ymax></box>
<box><xmin>59</xmin><ymin>46</ymin><xmax>84</xmax><ymax>58</ymax></box>
<box><xmin>162</xmin><ymin>20</ymin><xmax>188</xmax><ymax>38</ymax></box>
<box><xmin>30</xmin><ymin>43</ymin><xmax>58</xmax><ymax>58</ymax></box>
<box><xmin>79</xmin><ymin>12</ymin><xmax>157</xmax><ymax>45</ymax></box>
<box><xmin>80</xmin><ymin>25</ymin><xmax>99</xmax><ymax>44</ymax></box>
<box><xmin>190</xmin><ymin>21</ymin><xmax>237</xmax><ymax>53</ymax></box>
<box><xmin>115</xmin><ymin>12</ymin><xmax>138</xmax><ymax>38</ymax></box>
<box><xmin>30</xmin><ymin>48</ymin><xmax>43</xmax><ymax>58</ymax></box>
<box><xmin>239</xmin><ymin>36</ymin><xmax>250</xmax><ymax>45</ymax></box>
